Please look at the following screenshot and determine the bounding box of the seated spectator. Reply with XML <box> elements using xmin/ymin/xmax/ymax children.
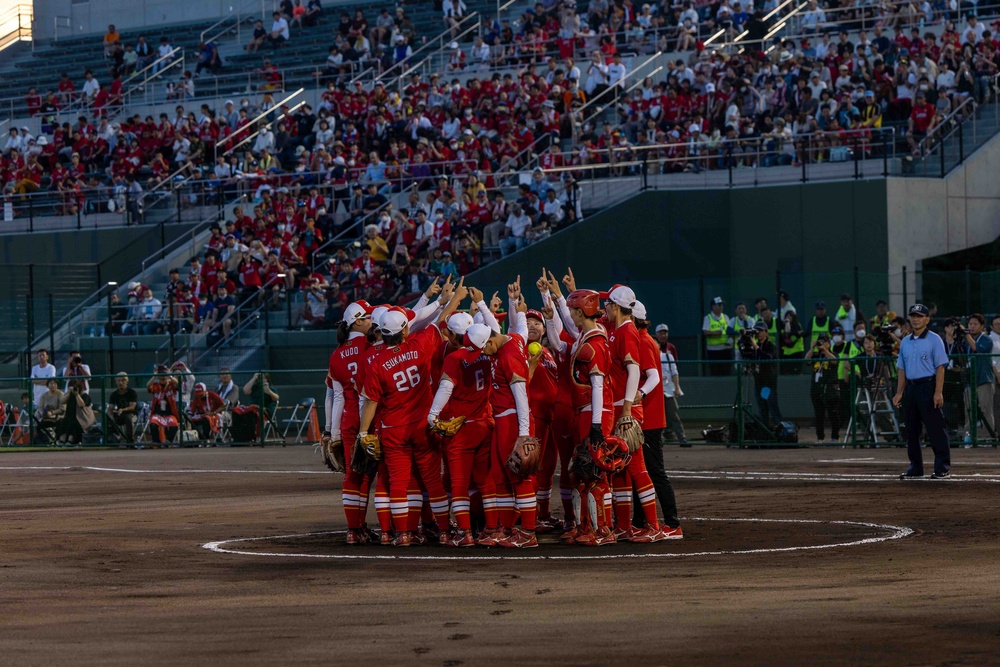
<box><xmin>107</xmin><ymin>372</ymin><xmax>138</xmax><ymax>443</ymax></box>
<box><xmin>137</xmin><ymin>287</ymin><xmax>163</xmax><ymax>335</ymax></box>
<box><xmin>268</xmin><ymin>11</ymin><xmax>290</xmax><ymax>49</ymax></box>
<box><xmin>147</xmin><ymin>367</ymin><xmax>180</xmax><ymax>444</ymax></box>
<box><xmin>246</xmin><ymin>20</ymin><xmax>267</xmax><ymax>53</ymax></box>
<box><xmin>36</xmin><ymin>379</ymin><xmax>65</xmax><ymax>432</ymax></box>
<box><xmin>499</xmin><ymin>203</ymin><xmax>531</xmax><ymax>257</ymax></box>
<box><xmin>103</xmin><ymin>24</ymin><xmax>121</xmax><ymax>59</ymax></box>
<box><xmin>186</xmin><ymin>383</ymin><xmax>226</xmax><ymax>442</ymax></box>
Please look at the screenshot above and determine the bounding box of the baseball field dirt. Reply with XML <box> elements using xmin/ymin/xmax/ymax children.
<box><xmin>2</xmin><ymin>446</ymin><xmax>999</xmax><ymax>666</ymax></box>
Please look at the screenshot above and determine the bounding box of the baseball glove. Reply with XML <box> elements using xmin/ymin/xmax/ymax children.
<box><xmin>506</xmin><ymin>435</ymin><xmax>542</xmax><ymax>477</ymax></box>
<box><xmin>613</xmin><ymin>415</ymin><xmax>644</xmax><ymax>454</ymax></box>
<box><xmin>569</xmin><ymin>441</ymin><xmax>601</xmax><ymax>484</ymax></box>
<box><xmin>431</xmin><ymin>415</ymin><xmax>466</xmax><ymax>437</ymax></box>
<box><xmin>326</xmin><ymin>438</ymin><xmax>345</xmax><ymax>473</ymax></box>
<box><xmin>350</xmin><ymin>433</ymin><xmax>382</xmax><ymax>475</ymax></box>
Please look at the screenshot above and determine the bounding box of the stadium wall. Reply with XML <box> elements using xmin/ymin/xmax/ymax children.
<box><xmin>466</xmin><ymin>181</ymin><xmax>889</xmax><ymax>352</ymax></box>
<box><xmin>886</xmin><ymin>131</ymin><xmax>1000</xmax><ymax>313</ymax></box>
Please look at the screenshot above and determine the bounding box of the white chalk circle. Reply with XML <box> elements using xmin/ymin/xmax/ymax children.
<box><xmin>202</xmin><ymin>517</ymin><xmax>914</xmax><ymax>561</ymax></box>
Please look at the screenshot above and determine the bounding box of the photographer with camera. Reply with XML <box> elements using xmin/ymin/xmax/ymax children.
<box><xmin>56</xmin><ymin>379</ymin><xmax>95</xmax><ymax>445</ymax></box>
<box><xmin>805</xmin><ymin>333</ymin><xmax>840</xmax><ymax>442</ymax></box>
<box><xmin>962</xmin><ymin>313</ymin><xmax>995</xmax><ymax>439</ymax></box>
<box><xmin>747</xmin><ymin>320</ymin><xmax>783</xmax><ymax>427</ymax></box>
<box><xmin>61</xmin><ymin>351</ymin><xmax>91</xmax><ymax>394</ymax></box>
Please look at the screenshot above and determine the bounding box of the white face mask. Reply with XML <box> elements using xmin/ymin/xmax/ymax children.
<box><xmin>894</xmin><ymin>328</ymin><xmax>902</xmax><ymax>337</ymax></box>
<box><xmin>832</xmin><ymin>334</ymin><xmax>844</xmax><ymax>344</ymax></box>
<box><xmin>855</xmin><ymin>329</ymin><xmax>866</xmax><ymax>339</ymax></box>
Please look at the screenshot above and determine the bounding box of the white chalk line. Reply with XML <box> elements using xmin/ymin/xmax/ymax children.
<box><xmin>3</xmin><ymin>465</ymin><xmax>1000</xmax><ymax>483</ymax></box>
<box><xmin>201</xmin><ymin>517</ymin><xmax>914</xmax><ymax>561</ymax></box>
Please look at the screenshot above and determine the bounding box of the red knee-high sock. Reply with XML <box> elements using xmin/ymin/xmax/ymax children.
<box><xmin>633</xmin><ymin>469</ymin><xmax>660</xmax><ymax>529</ymax></box>
<box><xmin>406</xmin><ymin>484</ymin><xmax>424</xmax><ymax>532</ymax></box>
<box><xmin>374</xmin><ymin>466</ymin><xmax>392</xmax><ymax>533</ymax></box>
<box><xmin>342</xmin><ymin>471</ymin><xmax>363</xmax><ymax>530</ymax></box>
<box><xmin>612</xmin><ymin>471</ymin><xmax>633</xmax><ymax>531</ymax></box>
<box><xmin>514</xmin><ymin>479</ymin><xmax>537</xmax><ymax>531</ymax></box>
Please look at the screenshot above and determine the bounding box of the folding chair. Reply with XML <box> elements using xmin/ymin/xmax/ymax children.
<box><xmin>135</xmin><ymin>402</ymin><xmax>151</xmax><ymax>443</ymax></box>
<box><xmin>262</xmin><ymin>402</ymin><xmax>284</xmax><ymax>444</ymax></box>
<box><xmin>281</xmin><ymin>398</ymin><xmax>315</xmax><ymax>443</ymax></box>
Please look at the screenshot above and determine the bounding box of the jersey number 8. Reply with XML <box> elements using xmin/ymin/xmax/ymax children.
<box><xmin>393</xmin><ymin>366</ymin><xmax>421</xmax><ymax>391</ymax></box>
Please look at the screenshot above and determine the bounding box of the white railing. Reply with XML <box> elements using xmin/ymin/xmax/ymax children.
<box><xmin>0</xmin><ymin>3</ymin><xmax>33</xmax><ymax>52</ymax></box>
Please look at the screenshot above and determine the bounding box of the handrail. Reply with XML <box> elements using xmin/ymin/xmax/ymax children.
<box><xmin>118</xmin><ymin>48</ymin><xmax>186</xmax><ymax>111</ymax></box>
<box><xmin>574</xmin><ymin>50</ymin><xmax>662</xmax><ymax>122</ymax></box>
<box><xmin>0</xmin><ymin>3</ymin><xmax>32</xmax><ymax>53</ymax></box>
<box><xmin>395</xmin><ymin>18</ymin><xmax>483</xmax><ymax>92</ymax></box>
<box><xmin>221</xmin><ymin>88</ymin><xmax>304</xmax><ymax>158</ymax></box>
<box><xmin>366</xmin><ymin>11</ymin><xmax>480</xmax><ymax>88</ymax></box>
<box><xmin>223</xmin><ymin>99</ymin><xmax>305</xmax><ymax>157</ymax></box>
<box><xmin>310</xmin><ymin>191</ymin><xmax>405</xmax><ymax>271</ymax></box>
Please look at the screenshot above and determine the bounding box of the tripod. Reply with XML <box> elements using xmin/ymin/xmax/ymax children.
<box><xmin>844</xmin><ymin>356</ymin><xmax>901</xmax><ymax>446</ymax></box>
<box><xmin>730</xmin><ymin>362</ymin><xmax>776</xmax><ymax>445</ymax></box>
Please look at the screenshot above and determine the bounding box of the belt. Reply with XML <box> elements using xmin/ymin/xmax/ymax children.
<box><xmin>906</xmin><ymin>377</ymin><xmax>935</xmax><ymax>386</ymax></box>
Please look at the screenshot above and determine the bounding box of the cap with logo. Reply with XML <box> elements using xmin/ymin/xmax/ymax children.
<box><xmin>447</xmin><ymin>312</ymin><xmax>474</xmax><ymax>336</ymax></box>
<box><xmin>463</xmin><ymin>323</ymin><xmax>491</xmax><ymax>350</ymax></box>
<box><xmin>908</xmin><ymin>304</ymin><xmax>930</xmax><ymax>316</ymax></box>
<box><xmin>608</xmin><ymin>285</ymin><xmax>637</xmax><ymax>309</ymax></box>
<box><xmin>343</xmin><ymin>302</ymin><xmax>369</xmax><ymax>326</ymax></box>
<box><xmin>711</xmin><ymin>296</ymin><xmax>724</xmax><ymax>306</ymax></box>
<box><xmin>379</xmin><ymin>308</ymin><xmax>410</xmax><ymax>336</ymax></box>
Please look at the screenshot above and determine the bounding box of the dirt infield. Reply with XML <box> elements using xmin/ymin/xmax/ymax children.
<box><xmin>2</xmin><ymin>446</ymin><xmax>999</xmax><ymax>666</ymax></box>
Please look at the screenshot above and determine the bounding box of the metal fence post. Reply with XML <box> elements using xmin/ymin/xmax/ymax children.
<box><xmin>28</xmin><ymin>196</ymin><xmax>33</xmax><ymax>233</ymax></box>
<box><xmin>736</xmin><ymin>366</ymin><xmax>744</xmax><ymax>446</ymax></box>
<box><xmin>76</xmin><ymin>205</ymin><xmax>82</xmax><ymax>230</ymax></box>
<box><xmin>100</xmin><ymin>379</ymin><xmax>107</xmax><ymax>446</ymax></box>
<box><xmin>959</xmin><ymin>119</ymin><xmax>965</xmax><ymax>164</ymax></box>
<box><xmin>259</xmin><ymin>372</ymin><xmax>266</xmax><ymax>447</ymax></box>
<box><xmin>970</xmin><ymin>355</ymin><xmax>978</xmax><ymax>446</ymax></box>
<box><xmin>848</xmin><ymin>358</ymin><xmax>857</xmax><ymax>448</ymax></box>
<box><xmin>882</xmin><ymin>130</ymin><xmax>889</xmax><ymax>177</ymax></box>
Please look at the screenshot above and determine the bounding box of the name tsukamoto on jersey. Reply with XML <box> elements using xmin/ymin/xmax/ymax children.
<box><xmin>381</xmin><ymin>349</ymin><xmax>421</xmax><ymax>371</ymax></box>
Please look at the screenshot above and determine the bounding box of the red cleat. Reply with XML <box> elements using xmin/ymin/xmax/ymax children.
<box><xmin>535</xmin><ymin>515</ymin><xmax>562</xmax><ymax>534</ymax></box>
<box><xmin>476</xmin><ymin>528</ymin><xmax>505</xmax><ymax>547</ymax></box>
<box><xmin>498</xmin><ymin>527</ymin><xmax>539</xmax><ymax>548</ymax></box>
<box><xmin>559</xmin><ymin>522</ymin><xmax>580</xmax><ymax>542</ymax></box>
<box><xmin>380</xmin><ymin>531</ymin><xmax>393</xmax><ymax>545</ymax></box>
<box><xmin>346</xmin><ymin>529</ymin><xmax>363</xmax><ymax>545</ymax></box>
<box><xmin>655</xmin><ymin>525</ymin><xmax>684</xmax><ymax>541</ymax></box>
<box><xmin>628</xmin><ymin>526</ymin><xmax>659</xmax><ymax>543</ymax></box>
<box><xmin>594</xmin><ymin>526</ymin><xmax>616</xmax><ymax>546</ymax></box>
<box><xmin>448</xmin><ymin>530</ymin><xmax>476</xmax><ymax>547</ymax></box>
<box><xmin>573</xmin><ymin>527</ymin><xmax>598</xmax><ymax>546</ymax></box>
<box><xmin>391</xmin><ymin>531</ymin><xmax>413</xmax><ymax>547</ymax></box>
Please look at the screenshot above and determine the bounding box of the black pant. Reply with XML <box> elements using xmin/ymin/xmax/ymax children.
<box><xmin>111</xmin><ymin>413</ymin><xmax>136</xmax><ymax>442</ymax></box>
<box><xmin>706</xmin><ymin>348</ymin><xmax>732</xmax><ymax>376</ymax></box>
<box><xmin>756</xmin><ymin>380</ymin><xmax>782</xmax><ymax>426</ymax></box>
<box><xmin>903</xmin><ymin>380</ymin><xmax>950</xmax><ymax>475</ymax></box>
<box><xmin>810</xmin><ymin>382</ymin><xmax>840</xmax><ymax>440</ymax></box>
<box><xmin>632</xmin><ymin>429</ymin><xmax>680</xmax><ymax>529</ymax></box>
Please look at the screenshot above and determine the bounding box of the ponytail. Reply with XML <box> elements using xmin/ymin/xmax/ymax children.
<box><xmin>336</xmin><ymin>320</ymin><xmax>350</xmax><ymax>347</ymax></box>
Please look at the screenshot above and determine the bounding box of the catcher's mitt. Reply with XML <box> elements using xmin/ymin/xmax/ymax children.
<box><xmin>350</xmin><ymin>433</ymin><xmax>382</xmax><ymax>475</ymax></box>
<box><xmin>568</xmin><ymin>441</ymin><xmax>601</xmax><ymax>484</ymax></box>
<box><xmin>431</xmin><ymin>415</ymin><xmax>466</xmax><ymax>437</ymax></box>
<box><xmin>613</xmin><ymin>415</ymin><xmax>644</xmax><ymax>453</ymax></box>
<box><xmin>506</xmin><ymin>435</ymin><xmax>542</xmax><ymax>477</ymax></box>
<box><xmin>593</xmin><ymin>435</ymin><xmax>631</xmax><ymax>474</ymax></box>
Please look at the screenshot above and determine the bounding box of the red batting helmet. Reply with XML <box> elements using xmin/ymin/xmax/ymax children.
<box><xmin>566</xmin><ymin>289</ymin><xmax>600</xmax><ymax>317</ymax></box>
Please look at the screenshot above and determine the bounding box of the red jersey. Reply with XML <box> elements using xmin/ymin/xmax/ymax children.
<box><xmin>910</xmin><ymin>103</ymin><xmax>935</xmax><ymax>132</ymax></box>
<box><xmin>363</xmin><ymin>327</ymin><xmax>439</xmax><ymax>429</ymax></box>
<box><xmin>528</xmin><ymin>346</ymin><xmax>558</xmax><ymax>421</ymax></box>
<box><xmin>638</xmin><ymin>330</ymin><xmax>666</xmax><ymax>430</ymax></box>
<box><xmin>608</xmin><ymin>319</ymin><xmax>644</xmax><ymax>422</ymax></box>
<box><xmin>440</xmin><ymin>347</ymin><xmax>492</xmax><ymax>422</ymax></box>
<box><xmin>570</xmin><ymin>328</ymin><xmax>612</xmax><ymax>412</ymax></box>
<box><xmin>327</xmin><ymin>332</ymin><xmax>368</xmax><ymax>429</ymax></box>
<box><xmin>490</xmin><ymin>333</ymin><xmax>529</xmax><ymax>414</ymax></box>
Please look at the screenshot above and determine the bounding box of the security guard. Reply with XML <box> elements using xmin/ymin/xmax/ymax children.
<box><xmin>809</xmin><ymin>301</ymin><xmax>832</xmax><ymax>347</ymax></box>
<box><xmin>702</xmin><ymin>296</ymin><xmax>731</xmax><ymax>376</ymax></box>
<box><xmin>757</xmin><ymin>305</ymin><xmax>778</xmax><ymax>345</ymax></box>
<box><xmin>892</xmin><ymin>304</ymin><xmax>951</xmax><ymax>479</ymax></box>
<box><xmin>831</xmin><ymin>324</ymin><xmax>858</xmax><ymax>425</ymax></box>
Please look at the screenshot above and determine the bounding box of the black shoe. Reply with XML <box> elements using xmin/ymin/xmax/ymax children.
<box><xmin>899</xmin><ymin>471</ymin><xmax>924</xmax><ymax>480</ymax></box>
<box><xmin>679</xmin><ymin>442</ymin><xmax>691</xmax><ymax>448</ymax></box>
<box><xmin>930</xmin><ymin>470</ymin><xmax>951</xmax><ymax>479</ymax></box>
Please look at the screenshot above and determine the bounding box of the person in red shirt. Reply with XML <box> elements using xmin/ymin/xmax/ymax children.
<box><xmin>426</xmin><ymin>314</ymin><xmax>495</xmax><ymax>547</ymax></box>
<box><xmin>326</xmin><ymin>302</ymin><xmax>374</xmax><ymax>544</ymax></box>
<box><xmin>524</xmin><ymin>308</ymin><xmax>561</xmax><ymax>531</ymax></box>
<box><xmin>200</xmin><ymin>253</ymin><xmax>223</xmax><ymax>297</ymax></box>
<box><xmin>604</xmin><ymin>285</ymin><xmax>662</xmax><ymax>542</ymax></box>
<box><xmin>632</xmin><ymin>302</ymin><xmax>683</xmax><ymax>540</ymax></box>
<box><xmin>359</xmin><ymin>294</ymin><xmax>465</xmax><ymax>547</ymax></box>
<box><xmin>907</xmin><ymin>91</ymin><xmax>937</xmax><ymax>155</ymax></box>
<box><xmin>186</xmin><ymin>382</ymin><xmax>226</xmax><ymax>442</ymax></box>
<box><xmin>561</xmin><ymin>288</ymin><xmax>615</xmax><ymax>546</ymax></box>
<box><xmin>474</xmin><ymin>279</ymin><xmax>539</xmax><ymax>549</ymax></box>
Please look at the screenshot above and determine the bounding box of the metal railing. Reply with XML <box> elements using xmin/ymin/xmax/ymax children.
<box><xmin>200</xmin><ymin>0</ymin><xmax>264</xmax><ymax>46</ymax></box>
<box><xmin>0</xmin><ymin>3</ymin><xmax>33</xmax><ymax>53</ymax></box>
<box><xmin>220</xmin><ymin>87</ymin><xmax>304</xmax><ymax>158</ymax></box>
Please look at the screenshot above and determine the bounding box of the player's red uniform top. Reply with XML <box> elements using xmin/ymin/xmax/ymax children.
<box><xmin>638</xmin><ymin>329</ymin><xmax>666</xmax><ymax>430</ymax></box>
<box><xmin>528</xmin><ymin>346</ymin><xmax>558</xmax><ymax>421</ymax></box>
<box><xmin>570</xmin><ymin>328</ymin><xmax>612</xmax><ymax>411</ymax></box>
<box><xmin>553</xmin><ymin>329</ymin><xmax>577</xmax><ymax>409</ymax></box>
<box><xmin>363</xmin><ymin>327</ymin><xmax>439</xmax><ymax>428</ymax></box>
<box><xmin>490</xmin><ymin>333</ymin><xmax>528</xmax><ymax>413</ymax></box>
<box><xmin>608</xmin><ymin>319</ymin><xmax>644</xmax><ymax>422</ymax></box>
<box><xmin>327</xmin><ymin>333</ymin><xmax>368</xmax><ymax>426</ymax></box>
<box><xmin>441</xmin><ymin>347</ymin><xmax>492</xmax><ymax>422</ymax></box>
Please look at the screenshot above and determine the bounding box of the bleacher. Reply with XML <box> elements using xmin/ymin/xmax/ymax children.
<box><xmin>0</xmin><ymin>0</ymin><xmax>499</xmax><ymax>116</ymax></box>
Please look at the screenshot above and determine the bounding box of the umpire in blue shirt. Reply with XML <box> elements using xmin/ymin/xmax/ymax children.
<box><xmin>892</xmin><ymin>304</ymin><xmax>951</xmax><ymax>479</ymax></box>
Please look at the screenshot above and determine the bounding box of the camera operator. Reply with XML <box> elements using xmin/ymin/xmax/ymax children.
<box><xmin>962</xmin><ymin>313</ymin><xmax>995</xmax><ymax>438</ymax></box>
<box><xmin>941</xmin><ymin>318</ymin><xmax>968</xmax><ymax>431</ymax></box>
<box><xmin>62</xmin><ymin>351</ymin><xmax>92</xmax><ymax>394</ymax></box>
<box><xmin>57</xmin><ymin>379</ymin><xmax>95</xmax><ymax>445</ymax></box>
<box><xmin>748</xmin><ymin>320</ymin><xmax>783</xmax><ymax>427</ymax></box>
<box><xmin>107</xmin><ymin>372</ymin><xmax>138</xmax><ymax>443</ymax></box>
<box><xmin>804</xmin><ymin>333</ymin><xmax>840</xmax><ymax>441</ymax></box>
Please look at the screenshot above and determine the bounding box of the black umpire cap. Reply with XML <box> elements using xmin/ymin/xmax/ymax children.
<box><xmin>908</xmin><ymin>304</ymin><xmax>930</xmax><ymax>316</ymax></box>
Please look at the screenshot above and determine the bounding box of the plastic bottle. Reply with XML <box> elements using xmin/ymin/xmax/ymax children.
<box><xmin>89</xmin><ymin>327</ymin><xmax>96</xmax><ymax>337</ymax></box>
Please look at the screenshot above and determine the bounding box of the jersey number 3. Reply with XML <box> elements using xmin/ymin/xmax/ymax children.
<box><xmin>393</xmin><ymin>366</ymin><xmax>421</xmax><ymax>391</ymax></box>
